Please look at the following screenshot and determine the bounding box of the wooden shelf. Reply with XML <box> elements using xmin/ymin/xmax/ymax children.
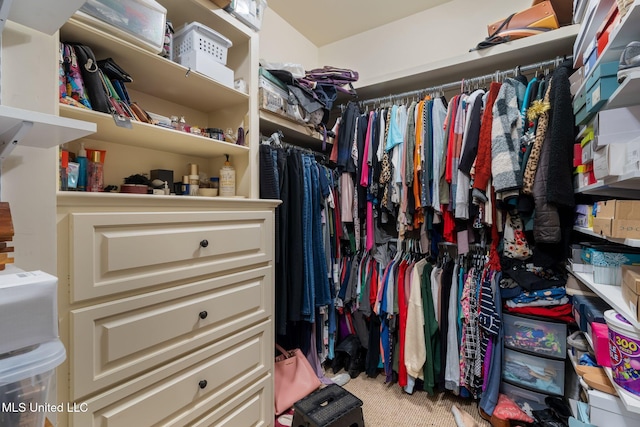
<box><xmin>574</xmin><ymin>226</ymin><xmax>640</xmax><ymax>248</ymax></box>
<box><xmin>569</xmin><ymin>269</ymin><xmax>640</xmax><ymax>329</ymax></box>
<box><xmin>0</xmin><ymin>104</ymin><xmax>95</xmax><ymax>153</ymax></box>
<box><xmin>259</xmin><ymin>109</ymin><xmax>332</xmax><ymax>152</ymax></box>
<box><xmin>604</xmin><ymin>70</ymin><xmax>640</xmax><ymax>110</ymax></box>
<box><xmin>604</xmin><ymin>367</ymin><xmax>640</xmax><ymax>414</ymax></box>
<box><xmin>60</xmin><ymin>105</ymin><xmax>248</xmax><ymax>158</ymax></box>
<box><xmin>59</xmin><ymin>18</ymin><xmax>249</xmax><ymax>113</ymax></box>
<box><xmin>353</xmin><ymin>25</ymin><xmax>579</xmax><ymax>99</ymax></box>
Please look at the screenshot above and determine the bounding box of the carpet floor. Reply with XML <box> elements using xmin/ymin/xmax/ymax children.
<box><xmin>340</xmin><ymin>373</ymin><xmax>492</xmax><ymax>427</ymax></box>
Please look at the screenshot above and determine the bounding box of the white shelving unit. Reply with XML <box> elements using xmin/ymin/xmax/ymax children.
<box><xmin>604</xmin><ymin>70</ymin><xmax>640</xmax><ymax>110</ymax></box>
<box><xmin>61</xmin><ymin>105</ymin><xmax>247</xmax><ymax>158</ymax></box>
<box><xmin>569</xmin><ymin>269</ymin><xmax>640</xmax><ymax>329</ymax></box>
<box><xmin>1</xmin><ymin>0</ymin><xmax>87</xmax><ymax>35</ymax></box>
<box><xmin>604</xmin><ymin>367</ymin><xmax>640</xmax><ymax>414</ymax></box>
<box><xmin>574</xmin><ymin>0</ymin><xmax>640</xmax><ymax>98</ymax></box>
<box><xmin>0</xmin><ymin>105</ymin><xmax>95</xmax><ymax>158</ymax></box>
<box><xmin>575</xmin><ymin>170</ymin><xmax>640</xmax><ymax>198</ymax></box>
<box><xmin>574</xmin><ymin>226</ymin><xmax>640</xmax><ymax>248</ymax></box>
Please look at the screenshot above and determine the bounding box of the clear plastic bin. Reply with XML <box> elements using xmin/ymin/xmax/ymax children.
<box><xmin>500</xmin><ymin>381</ymin><xmax>550</xmax><ymax>412</ymax></box>
<box><xmin>503</xmin><ymin>313</ymin><xmax>567</xmax><ymax>359</ymax></box>
<box><xmin>502</xmin><ymin>348</ymin><xmax>565</xmax><ymax>396</ymax></box>
<box><xmin>0</xmin><ymin>340</ymin><xmax>66</xmax><ymax>427</ymax></box>
<box><xmin>77</xmin><ymin>0</ymin><xmax>167</xmax><ymax>54</ymax></box>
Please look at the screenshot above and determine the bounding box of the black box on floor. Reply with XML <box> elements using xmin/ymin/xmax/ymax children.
<box><xmin>292</xmin><ymin>384</ymin><xmax>364</xmax><ymax>427</ymax></box>
<box><xmin>150</xmin><ymin>169</ymin><xmax>174</xmax><ymax>190</ymax></box>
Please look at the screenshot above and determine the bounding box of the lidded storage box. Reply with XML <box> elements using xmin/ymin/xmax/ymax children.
<box><xmin>0</xmin><ymin>340</ymin><xmax>66</xmax><ymax>427</ymax></box>
<box><xmin>77</xmin><ymin>0</ymin><xmax>167</xmax><ymax>54</ymax></box>
<box><xmin>0</xmin><ymin>271</ymin><xmax>58</xmax><ymax>356</ymax></box>
<box><xmin>172</xmin><ymin>22</ymin><xmax>234</xmax><ymax>87</ymax></box>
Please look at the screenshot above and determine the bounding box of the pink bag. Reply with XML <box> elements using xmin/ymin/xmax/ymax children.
<box><xmin>274</xmin><ymin>344</ymin><xmax>321</xmax><ymax>415</ymax></box>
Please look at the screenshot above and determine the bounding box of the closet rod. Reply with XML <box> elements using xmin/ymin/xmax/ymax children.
<box><xmin>359</xmin><ymin>55</ymin><xmax>572</xmax><ymax>106</ymax></box>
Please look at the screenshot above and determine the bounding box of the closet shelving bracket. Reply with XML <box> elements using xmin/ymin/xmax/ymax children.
<box><xmin>0</xmin><ymin>120</ymin><xmax>32</xmax><ymax>160</ymax></box>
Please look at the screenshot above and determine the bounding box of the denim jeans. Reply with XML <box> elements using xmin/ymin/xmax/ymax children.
<box><xmin>310</xmin><ymin>159</ymin><xmax>331</xmax><ymax>307</ymax></box>
<box><xmin>301</xmin><ymin>154</ymin><xmax>315</xmax><ymax>322</ymax></box>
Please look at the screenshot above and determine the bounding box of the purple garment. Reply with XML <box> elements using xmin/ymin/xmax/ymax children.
<box><xmin>483</xmin><ymin>339</ymin><xmax>493</xmax><ymax>392</ymax></box>
<box><xmin>306</xmin><ymin>320</ymin><xmax>334</xmax><ymax>385</ymax></box>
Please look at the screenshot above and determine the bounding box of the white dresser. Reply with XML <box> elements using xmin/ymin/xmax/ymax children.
<box><xmin>57</xmin><ymin>193</ymin><xmax>278</xmax><ymax>426</ymax></box>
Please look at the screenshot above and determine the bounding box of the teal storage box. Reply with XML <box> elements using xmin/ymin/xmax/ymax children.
<box><xmin>587</xmin><ymin>75</ymin><xmax>619</xmax><ymax>114</ymax></box>
<box><xmin>573</xmin><ymin>87</ymin><xmax>587</xmax><ymax>114</ymax></box>
<box><xmin>585</xmin><ymin>61</ymin><xmax>619</xmax><ymax>91</ymax></box>
<box><xmin>575</xmin><ymin>103</ymin><xmax>595</xmax><ymax>127</ymax></box>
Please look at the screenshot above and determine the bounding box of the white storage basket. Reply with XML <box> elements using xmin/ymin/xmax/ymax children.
<box><xmin>173</xmin><ymin>22</ymin><xmax>233</xmax><ymax>66</ymax></box>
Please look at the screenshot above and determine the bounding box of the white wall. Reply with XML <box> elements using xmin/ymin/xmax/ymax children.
<box><xmin>260</xmin><ymin>0</ymin><xmax>531</xmax><ymax>87</ymax></box>
<box><xmin>259</xmin><ymin>8</ymin><xmax>319</xmax><ymax>70</ymax></box>
<box><xmin>1</xmin><ymin>21</ymin><xmax>58</xmax><ymax>274</ymax></box>
<box><xmin>319</xmin><ymin>0</ymin><xmax>531</xmax><ymax>88</ymax></box>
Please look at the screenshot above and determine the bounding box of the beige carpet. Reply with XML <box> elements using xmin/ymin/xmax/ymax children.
<box><xmin>340</xmin><ymin>373</ymin><xmax>492</xmax><ymax>427</ymax></box>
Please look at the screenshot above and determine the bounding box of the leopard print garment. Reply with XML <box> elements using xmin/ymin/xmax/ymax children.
<box><xmin>522</xmin><ymin>80</ymin><xmax>552</xmax><ymax>195</ymax></box>
<box><xmin>380</xmin><ymin>108</ymin><xmax>392</xmax><ymax>207</ymax></box>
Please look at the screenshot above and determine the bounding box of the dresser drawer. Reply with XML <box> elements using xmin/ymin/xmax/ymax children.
<box><xmin>176</xmin><ymin>375</ymin><xmax>270</xmax><ymax>427</ymax></box>
<box><xmin>70</xmin><ymin>266</ymin><xmax>272</xmax><ymax>400</ymax></box>
<box><xmin>503</xmin><ymin>313</ymin><xmax>567</xmax><ymax>359</ymax></box>
<box><xmin>72</xmin><ymin>321</ymin><xmax>271</xmax><ymax>427</ymax></box>
<box><xmin>69</xmin><ymin>210</ymin><xmax>274</xmax><ymax>302</ymax></box>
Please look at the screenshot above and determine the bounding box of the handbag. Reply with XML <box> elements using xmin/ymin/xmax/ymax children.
<box><xmin>97</xmin><ymin>58</ymin><xmax>133</xmax><ymax>83</ymax></box>
<box><xmin>532</xmin><ymin>0</ymin><xmax>573</xmax><ymax>26</ymax></box>
<box><xmin>274</xmin><ymin>343</ymin><xmax>321</xmax><ymax>416</ymax></box>
<box><xmin>472</xmin><ymin>1</ymin><xmax>559</xmax><ymax>50</ymax></box>
<box><xmin>72</xmin><ymin>44</ymin><xmax>111</xmax><ymax>113</ymax></box>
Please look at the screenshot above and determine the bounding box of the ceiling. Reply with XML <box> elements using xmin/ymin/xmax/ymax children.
<box><xmin>266</xmin><ymin>0</ymin><xmax>452</xmax><ymax>47</ymax></box>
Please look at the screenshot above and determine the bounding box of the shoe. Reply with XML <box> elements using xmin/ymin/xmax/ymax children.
<box><xmin>618</xmin><ymin>41</ymin><xmax>640</xmax><ymax>83</ymax></box>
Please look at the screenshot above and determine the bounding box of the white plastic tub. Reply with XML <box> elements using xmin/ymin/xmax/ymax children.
<box><xmin>605</xmin><ymin>309</ymin><xmax>640</xmax><ymax>397</ymax></box>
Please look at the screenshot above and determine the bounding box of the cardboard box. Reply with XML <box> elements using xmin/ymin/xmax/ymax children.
<box><xmin>596</xmin><ymin>3</ymin><xmax>620</xmax><ymax>56</ymax></box>
<box><xmin>593</xmin><ymin>105</ymin><xmax>640</xmax><ymax>149</ymax></box>
<box><xmin>622</xmin><ymin>266</ymin><xmax>640</xmax><ymax>320</ymax></box>
<box><xmin>587</xmin><ymin>75</ymin><xmax>619</xmax><ymax>114</ymax></box>
<box><xmin>589</xmin><ymin>389</ymin><xmax>640</xmax><ymax>427</ymax></box>
<box><xmin>582</xmin><ymin>139</ymin><xmax>593</xmax><ymax>164</ymax></box>
<box><xmin>586</xmin><ymin>61</ymin><xmax>619</xmax><ymax>90</ymax></box>
<box><xmin>593</xmin><ymin>143</ymin><xmax>627</xmax><ymax>179</ymax></box>
<box><xmin>593</xmin><ymin>217</ymin><xmax>612</xmax><ymax>235</ymax></box>
<box><xmin>622</xmin><ymin>265</ymin><xmax>640</xmax><ymax>293</ymax></box>
<box><xmin>611</xmin><ymin>220</ymin><xmax>640</xmax><ymax>239</ymax></box>
<box><xmin>570</xmin><ymin>66</ymin><xmax>584</xmax><ymax>96</ymax></box>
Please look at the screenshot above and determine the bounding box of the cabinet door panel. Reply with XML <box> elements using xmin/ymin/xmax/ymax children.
<box><xmin>71</xmin><ymin>266</ymin><xmax>272</xmax><ymax>399</ymax></box>
<box><xmin>69</xmin><ymin>210</ymin><xmax>273</xmax><ymax>301</ymax></box>
<box><xmin>72</xmin><ymin>321</ymin><xmax>271</xmax><ymax>427</ymax></box>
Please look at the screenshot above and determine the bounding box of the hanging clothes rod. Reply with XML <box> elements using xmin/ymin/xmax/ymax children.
<box><xmin>359</xmin><ymin>55</ymin><xmax>572</xmax><ymax>106</ymax></box>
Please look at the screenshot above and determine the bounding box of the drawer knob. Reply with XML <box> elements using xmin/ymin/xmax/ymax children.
<box><xmin>199</xmin><ymin>311</ymin><xmax>208</xmax><ymax>320</ymax></box>
<box><xmin>200</xmin><ymin>239</ymin><xmax>209</xmax><ymax>248</ymax></box>
<box><xmin>199</xmin><ymin>380</ymin><xmax>208</xmax><ymax>389</ymax></box>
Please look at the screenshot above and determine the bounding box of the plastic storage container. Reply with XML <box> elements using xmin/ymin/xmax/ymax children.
<box><xmin>77</xmin><ymin>0</ymin><xmax>167</xmax><ymax>54</ymax></box>
<box><xmin>227</xmin><ymin>0</ymin><xmax>267</xmax><ymax>31</ymax></box>
<box><xmin>0</xmin><ymin>340</ymin><xmax>66</xmax><ymax>427</ymax></box>
<box><xmin>173</xmin><ymin>22</ymin><xmax>233</xmax><ymax>65</ymax></box>
<box><xmin>172</xmin><ymin>22</ymin><xmax>234</xmax><ymax>87</ymax></box>
<box><xmin>605</xmin><ymin>309</ymin><xmax>640</xmax><ymax>397</ymax></box>
<box><xmin>500</xmin><ymin>381</ymin><xmax>549</xmax><ymax>412</ymax></box>
<box><xmin>0</xmin><ymin>271</ymin><xmax>58</xmax><ymax>356</ymax></box>
<box><xmin>502</xmin><ymin>348</ymin><xmax>565</xmax><ymax>396</ymax></box>
<box><xmin>503</xmin><ymin>313</ymin><xmax>567</xmax><ymax>359</ymax></box>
